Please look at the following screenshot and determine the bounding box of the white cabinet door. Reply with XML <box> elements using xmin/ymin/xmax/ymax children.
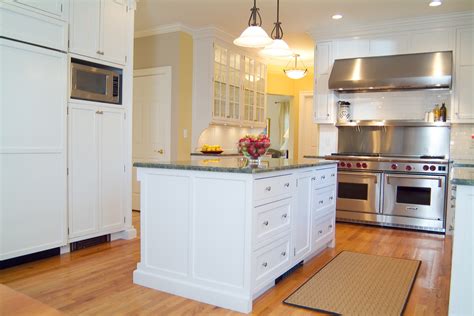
<box><xmin>69</xmin><ymin>0</ymin><xmax>101</xmax><ymax>59</ymax></box>
<box><xmin>369</xmin><ymin>34</ymin><xmax>409</xmax><ymax>56</ymax></box>
<box><xmin>410</xmin><ymin>29</ymin><xmax>455</xmax><ymax>53</ymax></box>
<box><xmin>12</xmin><ymin>0</ymin><xmax>65</xmax><ymax>19</ymax></box>
<box><xmin>1</xmin><ymin>39</ymin><xmax>67</xmax><ymax>260</ymax></box>
<box><xmin>292</xmin><ymin>172</ymin><xmax>313</xmax><ymax>263</ymax></box>
<box><xmin>99</xmin><ymin>107</ymin><xmax>125</xmax><ymax>231</ymax></box>
<box><xmin>100</xmin><ymin>0</ymin><xmax>127</xmax><ymax>65</ymax></box>
<box><xmin>334</xmin><ymin>38</ymin><xmax>370</xmax><ymax>59</ymax></box>
<box><xmin>453</xmin><ymin>27</ymin><xmax>474</xmax><ymax>123</ymax></box>
<box><xmin>69</xmin><ymin>104</ymin><xmax>100</xmax><ymax>238</ymax></box>
<box><xmin>313</xmin><ymin>74</ymin><xmax>334</xmax><ymax>123</ymax></box>
<box><xmin>316</xmin><ymin>42</ymin><xmax>332</xmax><ymax>75</ymax></box>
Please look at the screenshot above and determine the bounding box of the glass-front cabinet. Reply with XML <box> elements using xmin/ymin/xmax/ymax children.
<box><xmin>212</xmin><ymin>44</ymin><xmax>266</xmax><ymax>127</ymax></box>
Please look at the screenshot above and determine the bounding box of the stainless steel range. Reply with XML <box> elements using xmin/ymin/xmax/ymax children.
<box><xmin>326</xmin><ymin>120</ymin><xmax>451</xmax><ymax>233</ymax></box>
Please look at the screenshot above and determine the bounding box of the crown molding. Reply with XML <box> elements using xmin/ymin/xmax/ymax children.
<box><xmin>134</xmin><ymin>23</ymin><xmax>195</xmax><ymax>38</ymax></box>
<box><xmin>309</xmin><ymin>11</ymin><xmax>474</xmax><ymax>41</ymax></box>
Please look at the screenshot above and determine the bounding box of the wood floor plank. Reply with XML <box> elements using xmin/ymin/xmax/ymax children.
<box><xmin>0</xmin><ymin>212</ymin><xmax>452</xmax><ymax>315</ymax></box>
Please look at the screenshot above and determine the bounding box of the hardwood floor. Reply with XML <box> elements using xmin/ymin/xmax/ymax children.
<box><xmin>0</xmin><ymin>212</ymin><xmax>452</xmax><ymax>315</ymax></box>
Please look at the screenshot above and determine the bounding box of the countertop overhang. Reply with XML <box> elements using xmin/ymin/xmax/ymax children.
<box><xmin>134</xmin><ymin>158</ymin><xmax>336</xmax><ymax>174</ymax></box>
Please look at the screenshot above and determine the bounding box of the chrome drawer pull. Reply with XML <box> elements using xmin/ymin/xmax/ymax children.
<box><xmin>331</xmin><ymin>173</ymin><xmax>335</xmax><ymax>177</ymax></box>
<box><xmin>319</xmin><ymin>230</ymin><xmax>323</xmax><ymax>234</ymax></box>
<box><xmin>281</xmin><ymin>213</ymin><xmax>288</xmax><ymax>219</ymax></box>
<box><xmin>329</xmin><ymin>224</ymin><xmax>333</xmax><ymax>229</ymax></box>
<box><xmin>321</xmin><ymin>175</ymin><xmax>326</xmax><ymax>180</ymax></box>
<box><xmin>265</xmin><ymin>186</ymin><xmax>272</xmax><ymax>191</ymax></box>
<box><xmin>311</xmin><ymin>177</ymin><xmax>316</xmax><ymax>180</ymax></box>
<box><xmin>263</xmin><ymin>221</ymin><xmax>269</xmax><ymax>226</ymax></box>
<box><xmin>284</xmin><ymin>182</ymin><xmax>290</xmax><ymax>187</ymax></box>
<box><xmin>262</xmin><ymin>262</ymin><xmax>268</xmax><ymax>267</ymax></box>
<box><xmin>281</xmin><ymin>251</ymin><xmax>286</xmax><ymax>256</ymax></box>
<box><xmin>319</xmin><ymin>200</ymin><xmax>324</xmax><ymax>204</ymax></box>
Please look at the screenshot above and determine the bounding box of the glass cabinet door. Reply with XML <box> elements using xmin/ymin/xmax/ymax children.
<box><xmin>227</xmin><ymin>52</ymin><xmax>241</xmax><ymax>120</ymax></box>
<box><xmin>255</xmin><ymin>62</ymin><xmax>266</xmax><ymax>123</ymax></box>
<box><xmin>213</xmin><ymin>45</ymin><xmax>227</xmax><ymax>120</ymax></box>
<box><xmin>243</xmin><ymin>56</ymin><xmax>256</xmax><ymax>122</ymax></box>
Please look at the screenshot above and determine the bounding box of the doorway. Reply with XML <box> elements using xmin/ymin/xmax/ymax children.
<box><xmin>266</xmin><ymin>94</ymin><xmax>293</xmax><ymax>158</ymax></box>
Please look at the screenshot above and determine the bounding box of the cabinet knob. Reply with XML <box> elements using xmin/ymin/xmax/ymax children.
<box><xmin>155</xmin><ymin>149</ymin><xmax>164</xmax><ymax>154</ymax></box>
<box><xmin>329</xmin><ymin>224</ymin><xmax>333</xmax><ymax>229</ymax></box>
<box><xmin>262</xmin><ymin>262</ymin><xmax>268</xmax><ymax>267</ymax></box>
<box><xmin>321</xmin><ymin>175</ymin><xmax>326</xmax><ymax>180</ymax></box>
<box><xmin>281</xmin><ymin>213</ymin><xmax>288</xmax><ymax>219</ymax></box>
<box><xmin>331</xmin><ymin>173</ymin><xmax>335</xmax><ymax>177</ymax></box>
<box><xmin>265</xmin><ymin>186</ymin><xmax>272</xmax><ymax>191</ymax></box>
<box><xmin>319</xmin><ymin>200</ymin><xmax>324</xmax><ymax>204</ymax></box>
<box><xmin>311</xmin><ymin>177</ymin><xmax>316</xmax><ymax>180</ymax></box>
<box><xmin>96</xmin><ymin>110</ymin><xmax>103</xmax><ymax>114</ymax></box>
<box><xmin>329</xmin><ymin>196</ymin><xmax>334</xmax><ymax>200</ymax></box>
<box><xmin>263</xmin><ymin>220</ymin><xmax>269</xmax><ymax>226</ymax></box>
<box><xmin>284</xmin><ymin>182</ymin><xmax>290</xmax><ymax>187</ymax></box>
<box><xmin>281</xmin><ymin>251</ymin><xmax>286</xmax><ymax>257</ymax></box>
<box><xmin>319</xmin><ymin>230</ymin><xmax>323</xmax><ymax>234</ymax></box>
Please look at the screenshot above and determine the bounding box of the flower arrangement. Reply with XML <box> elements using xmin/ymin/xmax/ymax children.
<box><xmin>238</xmin><ymin>134</ymin><xmax>271</xmax><ymax>162</ymax></box>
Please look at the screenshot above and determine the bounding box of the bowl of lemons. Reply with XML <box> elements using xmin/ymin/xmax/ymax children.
<box><xmin>201</xmin><ymin>144</ymin><xmax>223</xmax><ymax>154</ymax></box>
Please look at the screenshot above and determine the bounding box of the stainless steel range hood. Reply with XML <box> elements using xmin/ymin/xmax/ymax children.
<box><xmin>328</xmin><ymin>51</ymin><xmax>452</xmax><ymax>92</ymax></box>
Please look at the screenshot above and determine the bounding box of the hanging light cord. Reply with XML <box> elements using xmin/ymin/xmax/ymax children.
<box><xmin>284</xmin><ymin>54</ymin><xmax>307</xmax><ymax>73</ymax></box>
<box><xmin>248</xmin><ymin>0</ymin><xmax>263</xmax><ymax>26</ymax></box>
<box><xmin>271</xmin><ymin>0</ymin><xmax>284</xmax><ymax>39</ymax></box>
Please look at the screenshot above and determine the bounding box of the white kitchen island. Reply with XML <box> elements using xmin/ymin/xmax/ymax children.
<box><xmin>133</xmin><ymin>158</ymin><xmax>337</xmax><ymax>313</ymax></box>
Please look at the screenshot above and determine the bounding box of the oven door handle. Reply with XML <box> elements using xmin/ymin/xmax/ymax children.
<box><xmin>338</xmin><ymin>172</ymin><xmax>379</xmax><ymax>183</ymax></box>
<box><xmin>386</xmin><ymin>175</ymin><xmax>442</xmax><ymax>187</ymax></box>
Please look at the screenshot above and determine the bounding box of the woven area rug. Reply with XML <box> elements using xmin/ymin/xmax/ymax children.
<box><xmin>284</xmin><ymin>251</ymin><xmax>420</xmax><ymax>316</ymax></box>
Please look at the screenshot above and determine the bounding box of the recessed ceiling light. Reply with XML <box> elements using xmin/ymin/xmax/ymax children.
<box><xmin>332</xmin><ymin>14</ymin><xmax>343</xmax><ymax>20</ymax></box>
<box><xmin>429</xmin><ymin>0</ymin><xmax>442</xmax><ymax>7</ymax></box>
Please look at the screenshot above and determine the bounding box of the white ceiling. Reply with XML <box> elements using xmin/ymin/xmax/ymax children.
<box><xmin>135</xmin><ymin>0</ymin><xmax>474</xmax><ymax>66</ymax></box>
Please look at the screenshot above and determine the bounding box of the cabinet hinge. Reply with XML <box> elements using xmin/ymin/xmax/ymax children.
<box><xmin>124</xmin><ymin>216</ymin><xmax>126</xmax><ymax>223</ymax></box>
<box><xmin>67</xmin><ymin>39</ymin><xmax>70</xmax><ymax>49</ymax></box>
<box><xmin>60</xmin><ymin>3</ymin><xmax>63</xmax><ymax>12</ymax></box>
<box><xmin>293</xmin><ymin>248</ymin><xmax>296</xmax><ymax>256</ymax></box>
<box><xmin>125</xmin><ymin>55</ymin><xmax>128</xmax><ymax>63</ymax></box>
<box><xmin>67</xmin><ymin>227</ymin><xmax>69</xmax><ymax>234</ymax></box>
<box><xmin>67</xmin><ymin>168</ymin><xmax>69</xmax><ymax>175</ymax></box>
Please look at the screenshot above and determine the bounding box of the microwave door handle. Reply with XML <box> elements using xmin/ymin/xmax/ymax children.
<box><xmin>386</xmin><ymin>175</ymin><xmax>442</xmax><ymax>187</ymax></box>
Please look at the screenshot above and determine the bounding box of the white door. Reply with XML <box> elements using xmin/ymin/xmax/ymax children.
<box><xmin>1</xmin><ymin>39</ymin><xmax>68</xmax><ymax>260</ymax></box>
<box><xmin>69</xmin><ymin>0</ymin><xmax>101</xmax><ymax>59</ymax></box>
<box><xmin>132</xmin><ymin>67</ymin><xmax>172</xmax><ymax>210</ymax></box>
<box><xmin>293</xmin><ymin>171</ymin><xmax>313</xmax><ymax>263</ymax></box>
<box><xmin>69</xmin><ymin>103</ymin><xmax>100</xmax><ymax>238</ymax></box>
<box><xmin>100</xmin><ymin>0</ymin><xmax>127</xmax><ymax>65</ymax></box>
<box><xmin>299</xmin><ymin>93</ymin><xmax>318</xmax><ymax>160</ymax></box>
<box><xmin>99</xmin><ymin>107</ymin><xmax>125</xmax><ymax>231</ymax></box>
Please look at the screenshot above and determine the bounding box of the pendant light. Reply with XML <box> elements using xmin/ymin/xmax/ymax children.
<box><xmin>260</xmin><ymin>0</ymin><xmax>292</xmax><ymax>57</ymax></box>
<box><xmin>284</xmin><ymin>54</ymin><xmax>308</xmax><ymax>79</ymax></box>
<box><xmin>234</xmin><ymin>0</ymin><xmax>273</xmax><ymax>48</ymax></box>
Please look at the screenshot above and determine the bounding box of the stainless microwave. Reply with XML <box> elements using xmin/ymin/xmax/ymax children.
<box><xmin>71</xmin><ymin>60</ymin><xmax>122</xmax><ymax>104</ymax></box>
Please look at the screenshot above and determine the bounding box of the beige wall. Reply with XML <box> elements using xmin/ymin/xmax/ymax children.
<box><xmin>134</xmin><ymin>32</ymin><xmax>193</xmax><ymax>160</ymax></box>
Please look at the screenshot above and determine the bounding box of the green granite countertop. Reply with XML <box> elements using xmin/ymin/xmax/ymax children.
<box><xmin>451</xmin><ymin>165</ymin><xmax>474</xmax><ymax>186</ymax></box>
<box><xmin>134</xmin><ymin>158</ymin><xmax>337</xmax><ymax>174</ymax></box>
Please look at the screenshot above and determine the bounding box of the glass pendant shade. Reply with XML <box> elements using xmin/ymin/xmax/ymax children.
<box><xmin>260</xmin><ymin>39</ymin><xmax>292</xmax><ymax>57</ymax></box>
<box><xmin>284</xmin><ymin>69</ymin><xmax>307</xmax><ymax>79</ymax></box>
<box><xmin>234</xmin><ymin>26</ymin><xmax>273</xmax><ymax>48</ymax></box>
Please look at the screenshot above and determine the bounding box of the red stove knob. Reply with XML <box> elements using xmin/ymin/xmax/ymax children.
<box><xmin>423</xmin><ymin>165</ymin><xmax>429</xmax><ymax>171</ymax></box>
<box><xmin>356</xmin><ymin>162</ymin><xmax>362</xmax><ymax>168</ymax></box>
<box><xmin>362</xmin><ymin>163</ymin><xmax>368</xmax><ymax>168</ymax></box>
<box><xmin>405</xmin><ymin>165</ymin><xmax>413</xmax><ymax>171</ymax></box>
<box><xmin>430</xmin><ymin>165</ymin><xmax>436</xmax><ymax>171</ymax></box>
<box><xmin>347</xmin><ymin>162</ymin><xmax>352</xmax><ymax>168</ymax></box>
<box><xmin>391</xmin><ymin>164</ymin><xmax>398</xmax><ymax>170</ymax></box>
<box><xmin>340</xmin><ymin>162</ymin><xmax>346</xmax><ymax>167</ymax></box>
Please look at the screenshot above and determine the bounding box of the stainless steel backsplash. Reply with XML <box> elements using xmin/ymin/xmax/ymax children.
<box><xmin>337</xmin><ymin>126</ymin><xmax>451</xmax><ymax>157</ymax></box>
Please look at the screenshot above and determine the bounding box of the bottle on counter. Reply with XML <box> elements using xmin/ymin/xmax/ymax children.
<box><xmin>440</xmin><ymin>103</ymin><xmax>447</xmax><ymax>122</ymax></box>
<box><xmin>433</xmin><ymin>104</ymin><xmax>440</xmax><ymax>121</ymax></box>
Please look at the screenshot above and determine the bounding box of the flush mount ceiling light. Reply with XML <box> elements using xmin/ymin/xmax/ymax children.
<box><xmin>429</xmin><ymin>0</ymin><xmax>442</xmax><ymax>6</ymax></box>
<box><xmin>283</xmin><ymin>54</ymin><xmax>308</xmax><ymax>79</ymax></box>
<box><xmin>332</xmin><ymin>14</ymin><xmax>343</xmax><ymax>20</ymax></box>
<box><xmin>234</xmin><ymin>0</ymin><xmax>273</xmax><ymax>48</ymax></box>
<box><xmin>260</xmin><ymin>0</ymin><xmax>292</xmax><ymax>57</ymax></box>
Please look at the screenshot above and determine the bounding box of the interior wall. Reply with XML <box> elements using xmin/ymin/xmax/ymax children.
<box><xmin>266</xmin><ymin>65</ymin><xmax>315</xmax><ymax>160</ymax></box>
<box><xmin>134</xmin><ymin>31</ymin><xmax>193</xmax><ymax>160</ymax></box>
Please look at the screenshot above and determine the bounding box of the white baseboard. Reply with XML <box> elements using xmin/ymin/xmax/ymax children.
<box><xmin>111</xmin><ymin>227</ymin><xmax>137</xmax><ymax>241</ymax></box>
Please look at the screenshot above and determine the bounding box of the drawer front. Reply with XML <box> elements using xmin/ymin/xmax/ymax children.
<box><xmin>254</xmin><ymin>235</ymin><xmax>291</xmax><ymax>286</ymax></box>
<box><xmin>0</xmin><ymin>3</ymin><xmax>67</xmax><ymax>51</ymax></box>
<box><xmin>254</xmin><ymin>175</ymin><xmax>293</xmax><ymax>202</ymax></box>
<box><xmin>314</xmin><ymin>167</ymin><xmax>337</xmax><ymax>188</ymax></box>
<box><xmin>255</xmin><ymin>198</ymin><xmax>291</xmax><ymax>245</ymax></box>
<box><xmin>312</xmin><ymin>186</ymin><xmax>336</xmax><ymax>213</ymax></box>
<box><xmin>313</xmin><ymin>214</ymin><xmax>335</xmax><ymax>245</ymax></box>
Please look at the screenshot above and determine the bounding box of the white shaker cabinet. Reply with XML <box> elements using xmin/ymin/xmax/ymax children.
<box><xmin>453</xmin><ymin>27</ymin><xmax>474</xmax><ymax>123</ymax></box>
<box><xmin>0</xmin><ymin>38</ymin><xmax>68</xmax><ymax>260</ymax></box>
<box><xmin>5</xmin><ymin>0</ymin><xmax>68</xmax><ymax>20</ymax></box>
<box><xmin>68</xmin><ymin>102</ymin><xmax>125</xmax><ymax>241</ymax></box>
<box><xmin>69</xmin><ymin>0</ymin><xmax>128</xmax><ymax>65</ymax></box>
<box><xmin>292</xmin><ymin>171</ymin><xmax>313</xmax><ymax>263</ymax></box>
<box><xmin>313</xmin><ymin>42</ymin><xmax>335</xmax><ymax>123</ymax></box>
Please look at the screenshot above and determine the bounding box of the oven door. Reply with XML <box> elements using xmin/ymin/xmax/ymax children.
<box><xmin>337</xmin><ymin>172</ymin><xmax>382</xmax><ymax>214</ymax></box>
<box><xmin>382</xmin><ymin>173</ymin><xmax>445</xmax><ymax>220</ymax></box>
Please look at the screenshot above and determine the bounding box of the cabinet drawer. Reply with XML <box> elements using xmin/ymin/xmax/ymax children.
<box><xmin>313</xmin><ymin>214</ymin><xmax>335</xmax><ymax>246</ymax></box>
<box><xmin>312</xmin><ymin>186</ymin><xmax>336</xmax><ymax>214</ymax></box>
<box><xmin>255</xmin><ymin>198</ymin><xmax>291</xmax><ymax>245</ymax></box>
<box><xmin>254</xmin><ymin>175</ymin><xmax>293</xmax><ymax>202</ymax></box>
<box><xmin>254</xmin><ymin>235</ymin><xmax>291</xmax><ymax>288</ymax></box>
<box><xmin>313</xmin><ymin>167</ymin><xmax>336</xmax><ymax>188</ymax></box>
